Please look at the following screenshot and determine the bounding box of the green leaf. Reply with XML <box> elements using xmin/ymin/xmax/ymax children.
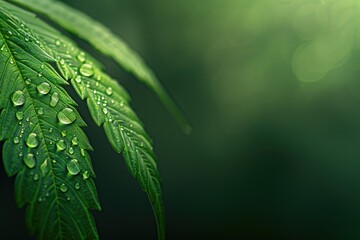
<box><xmin>10</xmin><ymin>0</ymin><xmax>192</xmax><ymax>134</ymax></box>
<box><xmin>0</xmin><ymin>2</ymin><xmax>166</xmax><ymax>239</ymax></box>
<box><xmin>0</xmin><ymin>7</ymin><xmax>100</xmax><ymax>240</ymax></box>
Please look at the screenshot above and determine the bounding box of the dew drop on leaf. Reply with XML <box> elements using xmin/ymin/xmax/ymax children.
<box><xmin>38</xmin><ymin>107</ymin><xmax>44</xmax><ymax>115</ymax></box>
<box><xmin>71</xmin><ymin>137</ymin><xmax>79</xmax><ymax>146</ymax></box>
<box><xmin>56</xmin><ymin>139</ymin><xmax>66</xmax><ymax>151</ymax></box>
<box><xmin>79</xmin><ymin>63</ymin><xmax>94</xmax><ymax>77</ymax></box>
<box><xmin>13</xmin><ymin>137</ymin><xmax>20</xmax><ymax>144</ymax></box>
<box><xmin>50</xmin><ymin>92</ymin><xmax>59</xmax><ymax>107</ymax></box>
<box><xmin>75</xmin><ymin>183</ymin><xmax>80</xmax><ymax>190</ymax></box>
<box><xmin>33</xmin><ymin>173</ymin><xmax>39</xmax><ymax>181</ymax></box>
<box><xmin>12</xmin><ymin>90</ymin><xmax>25</xmax><ymax>106</ymax></box>
<box><xmin>23</xmin><ymin>153</ymin><xmax>36</xmax><ymax>169</ymax></box>
<box><xmin>67</xmin><ymin>159</ymin><xmax>80</xmax><ymax>176</ymax></box>
<box><xmin>77</xmin><ymin>52</ymin><xmax>86</xmax><ymax>62</ymax></box>
<box><xmin>37</xmin><ymin>82</ymin><xmax>51</xmax><ymax>95</ymax></box>
<box><xmin>26</xmin><ymin>133</ymin><xmax>39</xmax><ymax>148</ymax></box>
<box><xmin>82</xmin><ymin>170</ymin><xmax>89</xmax><ymax>180</ymax></box>
<box><xmin>40</xmin><ymin>158</ymin><xmax>50</xmax><ymax>176</ymax></box>
<box><xmin>60</xmin><ymin>183</ymin><xmax>68</xmax><ymax>192</ymax></box>
<box><xmin>57</xmin><ymin>108</ymin><xmax>76</xmax><ymax>125</ymax></box>
<box><xmin>75</xmin><ymin>75</ymin><xmax>82</xmax><ymax>83</ymax></box>
<box><xmin>16</xmin><ymin>111</ymin><xmax>24</xmax><ymax>120</ymax></box>
<box><xmin>68</xmin><ymin>147</ymin><xmax>74</xmax><ymax>155</ymax></box>
<box><xmin>106</xmin><ymin>87</ymin><xmax>113</xmax><ymax>96</ymax></box>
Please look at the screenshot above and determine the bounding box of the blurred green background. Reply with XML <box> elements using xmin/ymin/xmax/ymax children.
<box><xmin>3</xmin><ymin>0</ymin><xmax>360</xmax><ymax>239</ymax></box>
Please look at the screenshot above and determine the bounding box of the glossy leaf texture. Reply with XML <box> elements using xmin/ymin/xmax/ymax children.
<box><xmin>0</xmin><ymin>6</ymin><xmax>100</xmax><ymax>240</ymax></box>
<box><xmin>10</xmin><ymin>0</ymin><xmax>192</xmax><ymax>134</ymax></box>
<box><xmin>1</xmin><ymin>1</ymin><xmax>166</xmax><ymax>239</ymax></box>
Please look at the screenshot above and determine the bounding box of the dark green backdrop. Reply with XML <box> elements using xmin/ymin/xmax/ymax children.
<box><xmin>2</xmin><ymin>0</ymin><xmax>360</xmax><ymax>239</ymax></box>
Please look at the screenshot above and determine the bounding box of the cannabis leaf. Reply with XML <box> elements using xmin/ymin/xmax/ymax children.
<box><xmin>11</xmin><ymin>0</ymin><xmax>192</xmax><ymax>134</ymax></box>
<box><xmin>0</xmin><ymin>6</ymin><xmax>100</xmax><ymax>240</ymax></box>
<box><xmin>0</xmin><ymin>0</ymin><xmax>183</xmax><ymax>239</ymax></box>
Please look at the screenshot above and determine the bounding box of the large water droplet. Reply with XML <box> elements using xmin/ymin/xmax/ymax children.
<box><xmin>50</xmin><ymin>92</ymin><xmax>59</xmax><ymax>107</ymax></box>
<box><xmin>57</xmin><ymin>108</ymin><xmax>76</xmax><ymax>125</ymax></box>
<box><xmin>26</xmin><ymin>133</ymin><xmax>39</xmax><ymax>148</ymax></box>
<box><xmin>12</xmin><ymin>90</ymin><xmax>25</xmax><ymax>106</ymax></box>
<box><xmin>16</xmin><ymin>111</ymin><xmax>24</xmax><ymax>120</ymax></box>
<box><xmin>67</xmin><ymin>159</ymin><xmax>80</xmax><ymax>175</ymax></box>
<box><xmin>37</xmin><ymin>82</ymin><xmax>51</xmax><ymax>95</ymax></box>
<box><xmin>79</xmin><ymin>63</ymin><xmax>94</xmax><ymax>77</ymax></box>
<box><xmin>56</xmin><ymin>139</ymin><xmax>66</xmax><ymax>151</ymax></box>
<box><xmin>60</xmin><ymin>183</ymin><xmax>68</xmax><ymax>192</ymax></box>
<box><xmin>82</xmin><ymin>170</ymin><xmax>90</xmax><ymax>180</ymax></box>
<box><xmin>23</xmin><ymin>153</ymin><xmax>35</xmax><ymax>168</ymax></box>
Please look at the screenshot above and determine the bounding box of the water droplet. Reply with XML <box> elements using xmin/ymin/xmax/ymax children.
<box><xmin>102</xmin><ymin>108</ymin><xmax>108</xmax><ymax>115</ymax></box>
<box><xmin>40</xmin><ymin>158</ymin><xmax>50</xmax><ymax>176</ymax></box>
<box><xmin>49</xmin><ymin>128</ymin><xmax>53</xmax><ymax>133</ymax></box>
<box><xmin>67</xmin><ymin>159</ymin><xmax>80</xmax><ymax>175</ymax></box>
<box><xmin>57</xmin><ymin>108</ymin><xmax>76</xmax><ymax>125</ymax></box>
<box><xmin>13</xmin><ymin>137</ymin><xmax>20</xmax><ymax>144</ymax></box>
<box><xmin>68</xmin><ymin>147</ymin><xmax>74</xmax><ymax>155</ymax></box>
<box><xmin>50</xmin><ymin>92</ymin><xmax>59</xmax><ymax>107</ymax></box>
<box><xmin>37</xmin><ymin>72</ymin><xmax>43</xmax><ymax>77</ymax></box>
<box><xmin>60</xmin><ymin>183</ymin><xmax>68</xmax><ymax>192</ymax></box>
<box><xmin>37</xmin><ymin>82</ymin><xmax>51</xmax><ymax>95</ymax></box>
<box><xmin>71</xmin><ymin>137</ymin><xmax>79</xmax><ymax>146</ymax></box>
<box><xmin>75</xmin><ymin>183</ymin><xmax>80</xmax><ymax>190</ymax></box>
<box><xmin>12</xmin><ymin>90</ymin><xmax>25</xmax><ymax>106</ymax></box>
<box><xmin>79</xmin><ymin>63</ymin><xmax>94</xmax><ymax>77</ymax></box>
<box><xmin>77</xmin><ymin>52</ymin><xmax>86</xmax><ymax>62</ymax></box>
<box><xmin>23</xmin><ymin>153</ymin><xmax>36</xmax><ymax>168</ymax></box>
<box><xmin>80</xmin><ymin>149</ymin><xmax>86</xmax><ymax>157</ymax></box>
<box><xmin>33</xmin><ymin>173</ymin><xmax>39</xmax><ymax>181</ymax></box>
<box><xmin>10</xmin><ymin>58</ymin><xmax>14</xmax><ymax>64</ymax></box>
<box><xmin>16</xmin><ymin>111</ymin><xmax>24</xmax><ymax>120</ymax></box>
<box><xmin>26</xmin><ymin>133</ymin><xmax>39</xmax><ymax>148</ymax></box>
<box><xmin>37</xmin><ymin>107</ymin><xmax>44</xmax><ymax>115</ymax></box>
<box><xmin>75</xmin><ymin>75</ymin><xmax>82</xmax><ymax>83</ymax></box>
<box><xmin>40</xmin><ymin>64</ymin><xmax>45</xmax><ymax>69</ymax></box>
<box><xmin>82</xmin><ymin>170</ymin><xmax>90</xmax><ymax>180</ymax></box>
<box><xmin>55</xmin><ymin>39</ymin><xmax>61</xmax><ymax>46</ymax></box>
<box><xmin>106</xmin><ymin>87</ymin><xmax>113</xmax><ymax>96</ymax></box>
<box><xmin>59</xmin><ymin>59</ymin><xmax>65</xmax><ymax>65</ymax></box>
<box><xmin>61</xmin><ymin>130</ymin><xmax>67</xmax><ymax>137</ymax></box>
<box><xmin>56</xmin><ymin>139</ymin><xmax>66</xmax><ymax>151</ymax></box>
